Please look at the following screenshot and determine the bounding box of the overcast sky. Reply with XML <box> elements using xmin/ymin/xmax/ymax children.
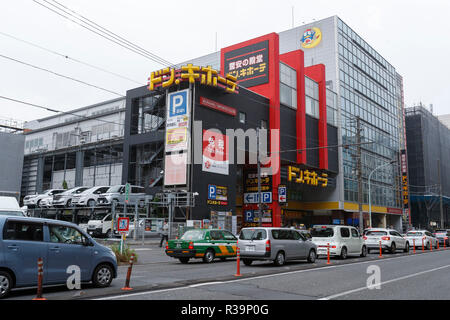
<box><xmin>0</xmin><ymin>0</ymin><xmax>449</xmax><ymax>123</ymax></box>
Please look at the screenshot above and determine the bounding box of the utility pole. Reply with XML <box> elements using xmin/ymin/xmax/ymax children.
<box><xmin>438</xmin><ymin>159</ymin><xmax>444</xmax><ymax>229</ymax></box>
<box><xmin>257</xmin><ymin>127</ymin><xmax>262</xmax><ymax>227</ymax></box>
<box><xmin>356</xmin><ymin>117</ymin><xmax>364</xmax><ymax>234</ymax></box>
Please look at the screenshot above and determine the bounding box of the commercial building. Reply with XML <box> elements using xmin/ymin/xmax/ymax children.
<box><xmin>154</xmin><ymin>15</ymin><xmax>406</xmax><ymax>229</ymax></box>
<box><xmin>0</xmin><ymin>119</ymin><xmax>25</xmax><ymax>199</ymax></box>
<box><xmin>20</xmin><ymin>15</ymin><xmax>406</xmax><ymax>231</ymax></box>
<box><xmin>405</xmin><ymin>105</ymin><xmax>450</xmax><ymax>229</ymax></box>
<box><xmin>21</xmin><ymin>98</ymin><xmax>125</xmax><ymax>198</ymax></box>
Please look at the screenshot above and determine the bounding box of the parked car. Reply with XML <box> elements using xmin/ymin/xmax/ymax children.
<box><xmin>364</xmin><ymin>228</ymin><xmax>410</xmax><ymax>253</ymax></box>
<box><xmin>52</xmin><ymin>187</ymin><xmax>90</xmax><ymax>208</ymax></box>
<box><xmin>23</xmin><ymin>189</ymin><xmax>66</xmax><ymax>208</ymax></box>
<box><xmin>97</xmin><ymin>185</ymin><xmax>146</xmax><ymax>206</ymax></box>
<box><xmin>310</xmin><ymin>225</ymin><xmax>367</xmax><ymax>259</ymax></box>
<box><xmin>38</xmin><ymin>196</ymin><xmax>53</xmax><ymax>208</ymax></box>
<box><xmin>0</xmin><ymin>215</ymin><xmax>117</xmax><ymax>298</ymax></box>
<box><xmin>405</xmin><ymin>230</ymin><xmax>438</xmax><ymax>250</ymax></box>
<box><xmin>0</xmin><ymin>196</ymin><xmax>26</xmax><ymax>217</ymax></box>
<box><xmin>238</xmin><ymin>227</ymin><xmax>317</xmax><ymax>266</ymax></box>
<box><xmin>166</xmin><ymin>229</ymin><xmax>238</xmax><ymax>264</ymax></box>
<box><xmin>72</xmin><ymin>186</ymin><xmax>110</xmax><ymax>207</ymax></box>
<box><xmin>86</xmin><ymin>212</ymin><xmax>114</xmax><ymax>238</ymax></box>
<box><xmin>433</xmin><ymin>229</ymin><xmax>450</xmax><ymax>246</ymax></box>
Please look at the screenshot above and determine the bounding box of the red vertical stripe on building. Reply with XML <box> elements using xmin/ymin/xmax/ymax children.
<box><xmin>305</xmin><ymin>64</ymin><xmax>328</xmax><ymax>170</ymax></box>
<box><xmin>280</xmin><ymin>50</ymin><xmax>306</xmax><ymax>165</ymax></box>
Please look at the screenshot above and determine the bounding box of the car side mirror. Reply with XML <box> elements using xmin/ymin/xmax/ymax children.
<box><xmin>83</xmin><ymin>238</ymin><xmax>92</xmax><ymax>246</ymax></box>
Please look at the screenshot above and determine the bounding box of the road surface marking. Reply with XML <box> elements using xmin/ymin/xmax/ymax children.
<box><xmin>95</xmin><ymin>251</ymin><xmax>449</xmax><ymax>300</ymax></box>
<box><xmin>318</xmin><ymin>264</ymin><xmax>450</xmax><ymax>300</ymax></box>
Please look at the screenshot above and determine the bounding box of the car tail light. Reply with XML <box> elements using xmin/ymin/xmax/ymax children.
<box><xmin>331</xmin><ymin>245</ymin><xmax>336</xmax><ymax>249</ymax></box>
<box><xmin>165</xmin><ymin>244</ymin><xmax>169</xmax><ymax>250</ymax></box>
<box><xmin>265</xmin><ymin>240</ymin><xmax>271</xmax><ymax>252</ymax></box>
<box><xmin>381</xmin><ymin>236</ymin><xmax>390</xmax><ymax>241</ymax></box>
<box><xmin>188</xmin><ymin>241</ymin><xmax>194</xmax><ymax>250</ymax></box>
<box><xmin>363</xmin><ymin>236</ymin><xmax>368</xmax><ymax>240</ymax></box>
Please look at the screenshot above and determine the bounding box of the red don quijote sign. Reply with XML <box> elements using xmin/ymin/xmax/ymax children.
<box><xmin>202</xmin><ymin>130</ymin><xmax>229</xmax><ymax>175</ymax></box>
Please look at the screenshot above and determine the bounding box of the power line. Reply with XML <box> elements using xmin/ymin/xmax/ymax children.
<box><xmin>0</xmin><ymin>31</ymin><xmax>144</xmax><ymax>86</ymax></box>
<box><xmin>33</xmin><ymin>0</ymin><xmax>173</xmax><ymax>67</ymax></box>
<box><xmin>48</xmin><ymin>0</ymin><xmax>174</xmax><ymax>66</ymax></box>
<box><xmin>0</xmin><ymin>95</ymin><xmax>126</xmax><ymax>128</ymax></box>
<box><xmin>0</xmin><ymin>53</ymin><xmax>124</xmax><ymax>97</ymax></box>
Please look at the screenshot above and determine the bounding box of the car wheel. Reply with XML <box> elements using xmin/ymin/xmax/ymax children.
<box><xmin>203</xmin><ymin>249</ymin><xmax>215</xmax><ymax>263</ymax></box>
<box><xmin>243</xmin><ymin>259</ymin><xmax>253</xmax><ymax>266</ymax></box>
<box><xmin>105</xmin><ymin>229</ymin><xmax>112</xmax><ymax>238</ymax></box>
<box><xmin>404</xmin><ymin>242</ymin><xmax>410</xmax><ymax>253</ymax></box>
<box><xmin>274</xmin><ymin>251</ymin><xmax>285</xmax><ymax>266</ymax></box>
<box><xmin>360</xmin><ymin>245</ymin><xmax>368</xmax><ymax>257</ymax></box>
<box><xmin>0</xmin><ymin>271</ymin><xmax>12</xmax><ymax>299</ymax></box>
<box><xmin>390</xmin><ymin>242</ymin><xmax>396</xmax><ymax>254</ymax></box>
<box><xmin>92</xmin><ymin>264</ymin><xmax>113</xmax><ymax>288</ymax></box>
<box><xmin>36</xmin><ymin>199</ymin><xmax>42</xmax><ymax>208</ymax></box>
<box><xmin>426</xmin><ymin>241</ymin><xmax>431</xmax><ymax>250</ymax></box>
<box><xmin>179</xmin><ymin>258</ymin><xmax>190</xmax><ymax>264</ymax></box>
<box><xmin>435</xmin><ymin>242</ymin><xmax>438</xmax><ymax>250</ymax></box>
<box><xmin>307</xmin><ymin>249</ymin><xmax>316</xmax><ymax>263</ymax></box>
<box><xmin>87</xmin><ymin>199</ymin><xmax>96</xmax><ymax>208</ymax></box>
<box><xmin>66</xmin><ymin>199</ymin><xmax>72</xmax><ymax>207</ymax></box>
<box><xmin>340</xmin><ymin>247</ymin><xmax>348</xmax><ymax>260</ymax></box>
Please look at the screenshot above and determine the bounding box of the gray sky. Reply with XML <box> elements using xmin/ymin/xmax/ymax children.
<box><xmin>0</xmin><ymin>0</ymin><xmax>449</xmax><ymax>123</ymax></box>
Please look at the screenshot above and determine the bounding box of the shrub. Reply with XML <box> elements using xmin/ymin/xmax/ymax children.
<box><xmin>110</xmin><ymin>243</ymin><xmax>138</xmax><ymax>264</ymax></box>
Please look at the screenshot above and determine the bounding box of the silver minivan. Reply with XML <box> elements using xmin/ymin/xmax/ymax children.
<box><xmin>238</xmin><ymin>227</ymin><xmax>317</xmax><ymax>266</ymax></box>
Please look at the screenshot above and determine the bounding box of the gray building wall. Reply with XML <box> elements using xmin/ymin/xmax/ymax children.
<box><xmin>0</xmin><ymin>132</ymin><xmax>25</xmax><ymax>195</ymax></box>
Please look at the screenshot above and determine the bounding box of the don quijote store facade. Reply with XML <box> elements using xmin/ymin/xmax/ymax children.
<box><xmin>122</xmin><ymin>32</ymin><xmax>344</xmax><ymax>231</ymax></box>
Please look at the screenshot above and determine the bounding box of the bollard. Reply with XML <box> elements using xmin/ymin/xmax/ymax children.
<box><xmin>445</xmin><ymin>237</ymin><xmax>447</xmax><ymax>249</ymax></box>
<box><xmin>437</xmin><ymin>240</ymin><xmax>440</xmax><ymax>250</ymax></box>
<box><xmin>32</xmin><ymin>258</ymin><xmax>46</xmax><ymax>300</ymax></box>
<box><xmin>430</xmin><ymin>239</ymin><xmax>433</xmax><ymax>252</ymax></box>
<box><xmin>413</xmin><ymin>239</ymin><xmax>416</xmax><ymax>254</ymax></box>
<box><xmin>422</xmin><ymin>238</ymin><xmax>425</xmax><ymax>252</ymax></box>
<box><xmin>121</xmin><ymin>253</ymin><xmax>135</xmax><ymax>291</ymax></box>
<box><xmin>379</xmin><ymin>241</ymin><xmax>383</xmax><ymax>258</ymax></box>
<box><xmin>327</xmin><ymin>243</ymin><xmax>330</xmax><ymax>265</ymax></box>
<box><xmin>234</xmin><ymin>243</ymin><xmax>241</xmax><ymax>277</ymax></box>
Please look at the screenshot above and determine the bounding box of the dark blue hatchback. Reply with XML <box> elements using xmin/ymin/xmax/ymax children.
<box><xmin>0</xmin><ymin>216</ymin><xmax>117</xmax><ymax>298</ymax></box>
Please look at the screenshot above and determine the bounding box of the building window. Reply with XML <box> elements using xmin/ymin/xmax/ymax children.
<box><xmin>279</xmin><ymin>63</ymin><xmax>297</xmax><ymax>109</ymax></box>
<box><xmin>239</xmin><ymin>112</ymin><xmax>246</xmax><ymax>124</ymax></box>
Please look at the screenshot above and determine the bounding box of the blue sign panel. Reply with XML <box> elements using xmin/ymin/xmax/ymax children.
<box><xmin>245</xmin><ymin>210</ymin><xmax>254</xmax><ymax>222</ymax></box>
<box><xmin>168</xmin><ymin>90</ymin><xmax>188</xmax><ymax>117</ymax></box>
<box><xmin>208</xmin><ymin>184</ymin><xmax>216</xmax><ymax>200</ymax></box>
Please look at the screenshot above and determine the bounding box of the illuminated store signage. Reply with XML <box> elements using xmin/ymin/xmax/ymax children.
<box><xmin>287</xmin><ymin>166</ymin><xmax>328</xmax><ymax>187</ymax></box>
<box><xmin>223</xmin><ymin>40</ymin><xmax>269</xmax><ymax>88</ymax></box>
<box><xmin>148</xmin><ymin>64</ymin><xmax>237</xmax><ymax>93</ymax></box>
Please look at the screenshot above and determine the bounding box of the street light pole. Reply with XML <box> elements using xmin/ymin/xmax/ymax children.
<box><xmin>369</xmin><ymin>160</ymin><xmax>396</xmax><ymax>228</ymax></box>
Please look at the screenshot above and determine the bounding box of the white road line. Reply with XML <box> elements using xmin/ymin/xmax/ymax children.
<box><xmin>95</xmin><ymin>251</ymin><xmax>449</xmax><ymax>300</ymax></box>
<box><xmin>318</xmin><ymin>264</ymin><xmax>450</xmax><ymax>300</ymax></box>
<box><xmin>133</xmin><ymin>248</ymin><xmax>153</xmax><ymax>251</ymax></box>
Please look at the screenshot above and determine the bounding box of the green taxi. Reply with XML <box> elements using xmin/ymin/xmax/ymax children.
<box><xmin>165</xmin><ymin>229</ymin><xmax>238</xmax><ymax>263</ymax></box>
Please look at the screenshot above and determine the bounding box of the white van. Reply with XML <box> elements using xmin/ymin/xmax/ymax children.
<box><xmin>311</xmin><ymin>225</ymin><xmax>367</xmax><ymax>259</ymax></box>
<box><xmin>86</xmin><ymin>212</ymin><xmax>113</xmax><ymax>238</ymax></box>
<box><xmin>0</xmin><ymin>196</ymin><xmax>26</xmax><ymax>217</ymax></box>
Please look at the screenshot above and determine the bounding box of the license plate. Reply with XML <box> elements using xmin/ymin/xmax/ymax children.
<box><xmin>245</xmin><ymin>245</ymin><xmax>255</xmax><ymax>252</ymax></box>
<box><xmin>176</xmin><ymin>243</ymin><xmax>181</xmax><ymax>248</ymax></box>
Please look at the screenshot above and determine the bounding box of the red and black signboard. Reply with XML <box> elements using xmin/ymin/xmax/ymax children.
<box><xmin>223</xmin><ymin>40</ymin><xmax>269</xmax><ymax>88</ymax></box>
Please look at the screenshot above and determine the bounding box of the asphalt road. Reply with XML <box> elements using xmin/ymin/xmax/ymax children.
<box><xmin>6</xmin><ymin>244</ymin><xmax>450</xmax><ymax>300</ymax></box>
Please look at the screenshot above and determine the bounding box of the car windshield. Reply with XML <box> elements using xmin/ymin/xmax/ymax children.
<box><xmin>92</xmin><ymin>213</ymin><xmax>109</xmax><ymax>220</ymax></box>
<box><xmin>107</xmin><ymin>186</ymin><xmax>122</xmax><ymax>193</ymax></box>
<box><xmin>180</xmin><ymin>230</ymin><xmax>205</xmax><ymax>241</ymax></box>
<box><xmin>366</xmin><ymin>231</ymin><xmax>388</xmax><ymax>236</ymax></box>
<box><xmin>239</xmin><ymin>229</ymin><xmax>267</xmax><ymax>240</ymax></box>
<box><xmin>0</xmin><ymin>210</ymin><xmax>24</xmax><ymax>216</ymax></box>
<box><xmin>311</xmin><ymin>227</ymin><xmax>334</xmax><ymax>237</ymax></box>
<box><xmin>406</xmin><ymin>232</ymin><xmax>424</xmax><ymax>236</ymax></box>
